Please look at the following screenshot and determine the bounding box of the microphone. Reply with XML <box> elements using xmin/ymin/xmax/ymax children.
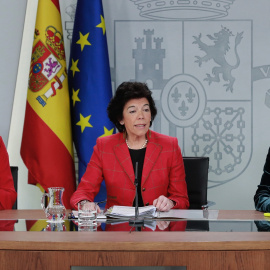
<box><xmin>134</xmin><ymin>162</ymin><xmax>139</xmax><ymax>219</ymax></box>
<box><xmin>129</xmin><ymin>162</ymin><xmax>144</xmax><ymax>228</ymax></box>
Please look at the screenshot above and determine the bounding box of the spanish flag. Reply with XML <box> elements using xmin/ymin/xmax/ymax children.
<box><xmin>21</xmin><ymin>0</ymin><xmax>75</xmax><ymax>209</ymax></box>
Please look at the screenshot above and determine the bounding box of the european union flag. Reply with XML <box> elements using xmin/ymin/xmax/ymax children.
<box><xmin>68</xmin><ymin>0</ymin><xmax>114</xmax><ymax>203</ymax></box>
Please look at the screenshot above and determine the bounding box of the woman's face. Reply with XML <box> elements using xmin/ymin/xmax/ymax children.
<box><xmin>121</xmin><ymin>98</ymin><xmax>151</xmax><ymax>140</ymax></box>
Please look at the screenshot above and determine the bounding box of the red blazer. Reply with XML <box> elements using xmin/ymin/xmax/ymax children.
<box><xmin>0</xmin><ymin>137</ymin><xmax>17</xmax><ymax>210</ymax></box>
<box><xmin>70</xmin><ymin>130</ymin><xmax>189</xmax><ymax>210</ymax></box>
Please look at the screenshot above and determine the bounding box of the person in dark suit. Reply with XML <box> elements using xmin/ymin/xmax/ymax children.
<box><xmin>254</xmin><ymin>148</ymin><xmax>270</xmax><ymax>212</ymax></box>
<box><xmin>0</xmin><ymin>136</ymin><xmax>17</xmax><ymax>210</ymax></box>
<box><xmin>70</xmin><ymin>82</ymin><xmax>189</xmax><ymax>213</ymax></box>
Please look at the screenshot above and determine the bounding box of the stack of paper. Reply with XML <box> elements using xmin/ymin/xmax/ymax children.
<box><xmin>105</xmin><ymin>205</ymin><xmax>157</xmax><ymax>219</ymax></box>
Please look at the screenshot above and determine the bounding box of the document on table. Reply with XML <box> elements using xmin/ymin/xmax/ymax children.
<box><xmin>72</xmin><ymin>205</ymin><xmax>157</xmax><ymax>219</ymax></box>
<box><xmin>105</xmin><ymin>205</ymin><xmax>157</xmax><ymax>219</ymax></box>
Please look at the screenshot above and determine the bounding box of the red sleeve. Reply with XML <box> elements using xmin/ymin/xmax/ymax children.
<box><xmin>0</xmin><ymin>220</ymin><xmax>16</xmax><ymax>231</ymax></box>
<box><xmin>0</xmin><ymin>137</ymin><xmax>17</xmax><ymax>210</ymax></box>
<box><xmin>70</xmin><ymin>140</ymin><xmax>104</xmax><ymax>209</ymax></box>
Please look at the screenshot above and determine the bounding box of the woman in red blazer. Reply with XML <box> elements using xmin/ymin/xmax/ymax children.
<box><xmin>70</xmin><ymin>82</ymin><xmax>189</xmax><ymax>213</ymax></box>
<box><xmin>0</xmin><ymin>137</ymin><xmax>17</xmax><ymax>210</ymax></box>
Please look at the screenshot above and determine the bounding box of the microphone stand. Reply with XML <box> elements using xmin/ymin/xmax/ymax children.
<box><xmin>129</xmin><ymin>162</ymin><xmax>144</xmax><ymax>230</ymax></box>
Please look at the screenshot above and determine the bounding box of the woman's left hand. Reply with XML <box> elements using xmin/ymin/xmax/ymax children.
<box><xmin>153</xmin><ymin>195</ymin><xmax>175</xmax><ymax>212</ymax></box>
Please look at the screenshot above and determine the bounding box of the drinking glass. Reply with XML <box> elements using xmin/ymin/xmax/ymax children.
<box><xmin>77</xmin><ymin>201</ymin><xmax>98</xmax><ymax>231</ymax></box>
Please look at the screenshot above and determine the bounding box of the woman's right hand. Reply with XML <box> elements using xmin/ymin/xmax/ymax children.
<box><xmin>79</xmin><ymin>201</ymin><xmax>102</xmax><ymax>213</ymax></box>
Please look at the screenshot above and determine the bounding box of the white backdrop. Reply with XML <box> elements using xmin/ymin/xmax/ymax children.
<box><xmin>8</xmin><ymin>0</ymin><xmax>270</xmax><ymax>210</ymax></box>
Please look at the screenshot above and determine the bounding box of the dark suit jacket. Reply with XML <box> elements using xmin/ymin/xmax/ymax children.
<box><xmin>254</xmin><ymin>147</ymin><xmax>270</xmax><ymax>212</ymax></box>
<box><xmin>70</xmin><ymin>130</ymin><xmax>189</xmax><ymax>210</ymax></box>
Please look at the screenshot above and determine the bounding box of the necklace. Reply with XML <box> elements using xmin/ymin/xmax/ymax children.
<box><xmin>126</xmin><ymin>139</ymin><xmax>148</xmax><ymax>149</ymax></box>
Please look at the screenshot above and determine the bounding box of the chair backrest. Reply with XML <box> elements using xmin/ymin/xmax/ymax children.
<box><xmin>183</xmin><ymin>157</ymin><xmax>209</xmax><ymax>209</ymax></box>
<box><xmin>10</xmin><ymin>166</ymin><xmax>18</xmax><ymax>209</ymax></box>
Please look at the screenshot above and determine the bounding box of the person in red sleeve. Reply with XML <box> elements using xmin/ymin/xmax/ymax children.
<box><xmin>70</xmin><ymin>82</ymin><xmax>189</xmax><ymax>213</ymax></box>
<box><xmin>0</xmin><ymin>136</ymin><xmax>17</xmax><ymax>210</ymax></box>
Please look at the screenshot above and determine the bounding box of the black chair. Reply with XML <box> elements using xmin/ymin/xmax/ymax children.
<box><xmin>10</xmin><ymin>166</ymin><xmax>18</xmax><ymax>209</ymax></box>
<box><xmin>183</xmin><ymin>157</ymin><xmax>212</xmax><ymax>232</ymax></box>
<box><xmin>183</xmin><ymin>156</ymin><xmax>212</xmax><ymax>210</ymax></box>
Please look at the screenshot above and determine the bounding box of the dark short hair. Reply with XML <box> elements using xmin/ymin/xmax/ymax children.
<box><xmin>107</xmin><ymin>81</ymin><xmax>157</xmax><ymax>133</ymax></box>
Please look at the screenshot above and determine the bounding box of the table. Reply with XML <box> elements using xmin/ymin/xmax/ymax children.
<box><xmin>0</xmin><ymin>210</ymin><xmax>269</xmax><ymax>270</ymax></box>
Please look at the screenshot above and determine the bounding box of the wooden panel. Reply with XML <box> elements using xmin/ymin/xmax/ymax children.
<box><xmin>1</xmin><ymin>231</ymin><xmax>270</xmax><ymax>251</ymax></box>
<box><xmin>0</xmin><ymin>210</ymin><xmax>269</xmax><ymax>270</ymax></box>
<box><xmin>0</xmin><ymin>250</ymin><xmax>268</xmax><ymax>270</ymax></box>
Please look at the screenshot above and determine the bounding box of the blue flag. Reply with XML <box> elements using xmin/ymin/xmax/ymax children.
<box><xmin>68</xmin><ymin>0</ymin><xmax>114</xmax><ymax>203</ymax></box>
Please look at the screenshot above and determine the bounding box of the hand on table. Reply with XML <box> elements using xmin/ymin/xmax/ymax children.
<box><xmin>79</xmin><ymin>201</ymin><xmax>102</xmax><ymax>213</ymax></box>
<box><xmin>153</xmin><ymin>195</ymin><xmax>175</xmax><ymax>212</ymax></box>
